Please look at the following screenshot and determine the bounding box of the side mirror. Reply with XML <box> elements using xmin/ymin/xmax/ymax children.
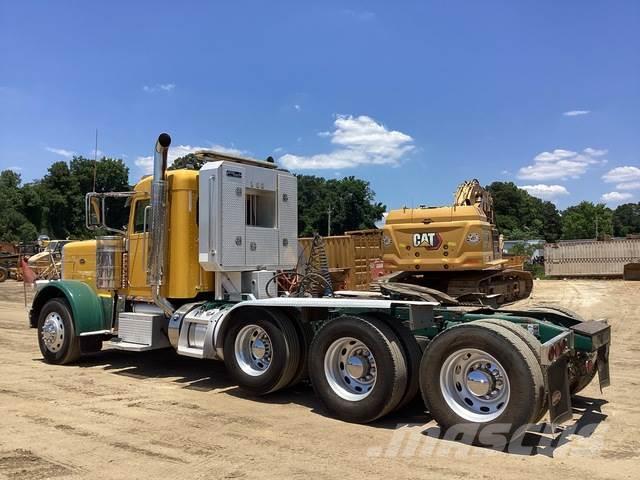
<box><xmin>86</xmin><ymin>193</ymin><xmax>102</xmax><ymax>229</ymax></box>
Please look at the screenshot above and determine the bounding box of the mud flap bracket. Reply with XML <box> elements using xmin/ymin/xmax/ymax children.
<box><xmin>547</xmin><ymin>355</ymin><xmax>572</xmax><ymax>426</ymax></box>
<box><xmin>597</xmin><ymin>344</ymin><xmax>610</xmax><ymax>391</ymax></box>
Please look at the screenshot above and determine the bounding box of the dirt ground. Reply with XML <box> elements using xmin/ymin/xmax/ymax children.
<box><xmin>0</xmin><ymin>280</ymin><xmax>638</xmax><ymax>479</ymax></box>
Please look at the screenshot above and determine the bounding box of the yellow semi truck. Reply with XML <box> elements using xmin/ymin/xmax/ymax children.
<box><xmin>28</xmin><ymin>134</ymin><xmax>610</xmax><ymax>440</ymax></box>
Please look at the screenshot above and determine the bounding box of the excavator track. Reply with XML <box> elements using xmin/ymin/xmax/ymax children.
<box><xmin>446</xmin><ymin>268</ymin><xmax>533</xmax><ymax>304</ymax></box>
<box><xmin>377</xmin><ymin>268</ymin><xmax>533</xmax><ymax>306</ymax></box>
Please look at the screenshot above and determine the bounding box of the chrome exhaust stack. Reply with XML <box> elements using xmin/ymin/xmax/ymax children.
<box><xmin>147</xmin><ymin>133</ymin><xmax>175</xmax><ymax>316</ymax></box>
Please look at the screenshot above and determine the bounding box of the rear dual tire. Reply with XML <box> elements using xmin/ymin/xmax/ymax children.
<box><xmin>474</xmin><ymin>319</ymin><xmax>548</xmax><ymax>423</ymax></box>
<box><xmin>309</xmin><ymin>315</ymin><xmax>408</xmax><ymax>423</ymax></box>
<box><xmin>223</xmin><ymin>308</ymin><xmax>301</xmax><ymax>396</ymax></box>
<box><xmin>420</xmin><ymin>322</ymin><xmax>545</xmax><ymax>442</ymax></box>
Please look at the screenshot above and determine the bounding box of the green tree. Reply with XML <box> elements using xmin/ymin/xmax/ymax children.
<box><xmin>39</xmin><ymin>161</ymin><xmax>82</xmax><ymax>238</ymax></box>
<box><xmin>168</xmin><ymin>153</ymin><xmax>206</xmax><ymax>171</ymax></box>
<box><xmin>613</xmin><ymin>202</ymin><xmax>640</xmax><ymax>237</ymax></box>
<box><xmin>561</xmin><ymin>202</ymin><xmax>613</xmax><ymax>240</ymax></box>
<box><xmin>26</xmin><ymin>157</ymin><xmax>131</xmax><ymax>239</ymax></box>
<box><xmin>485</xmin><ymin>181</ymin><xmax>561</xmax><ymax>241</ymax></box>
<box><xmin>0</xmin><ymin>170</ymin><xmax>38</xmax><ymax>242</ymax></box>
<box><xmin>297</xmin><ymin>175</ymin><xmax>385</xmax><ymax>236</ymax></box>
<box><xmin>539</xmin><ymin>201</ymin><xmax>562</xmax><ymax>242</ymax></box>
<box><xmin>69</xmin><ymin>157</ymin><xmax>131</xmax><ymax>235</ymax></box>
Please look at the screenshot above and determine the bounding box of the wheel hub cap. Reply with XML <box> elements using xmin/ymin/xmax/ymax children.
<box><xmin>41</xmin><ymin>312</ymin><xmax>64</xmax><ymax>353</ymax></box>
<box><xmin>466</xmin><ymin>369</ymin><xmax>493</xmax><ymax>397</ymax></box>
<box><xmin>346</xmin><ymin>354</ymin><xmax>370</xmax><ymax>379</ymax></box>
<box><xmin>324</xmin><ymin>338</ymin><xmax>377</xmax><ymax>401</ymax></box>
<box><xmin>251</xmin><ymin>338</ymin><xmax>267</xmax><ymax>360</ymax></box>
<box><xmin>234</xmin><ymin>325</ymin><xmax>272</xmax><ymax>376</ymax></box>
<box><xmin>440</xmin><ymin>348</ymin><xmax>510</xmax><ymax>422</ymax></box>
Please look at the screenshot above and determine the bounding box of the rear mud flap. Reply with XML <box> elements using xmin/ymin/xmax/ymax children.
<box><xmin>597</xmin><ymin>344</ymin><xmax>611</xmax><ymax>391</ymax></box>
<box><xmin>547</xmin><ymin>356</ymin><xmax>572</xmax><ymax>425</ymax></box>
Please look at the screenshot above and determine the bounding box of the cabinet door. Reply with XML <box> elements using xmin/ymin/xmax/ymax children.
<box><xmin>278</xmin><ymin>174</ymin><xmax>298</xmax><ymax>268</ymax></box>
<box><xmin>220</xmin><ymin>165</ymin><xmax>246</xmax><ymax>268</ymax></box>
<box><xmin>246</xmin><ymin>227</ymin><xmax>279</xmax><ymax>266</ymax></box>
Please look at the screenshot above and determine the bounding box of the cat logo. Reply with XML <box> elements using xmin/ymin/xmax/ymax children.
<box><xmin>412</xmin><ymin>232</ymin><xmax>442</xmax><ymax>249</ymax></box>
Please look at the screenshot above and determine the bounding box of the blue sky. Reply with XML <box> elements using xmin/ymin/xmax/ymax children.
<box><xmin>1</xmin><ymin>1</ymin><xmax>639</xmax><ymax>210</ymax></box>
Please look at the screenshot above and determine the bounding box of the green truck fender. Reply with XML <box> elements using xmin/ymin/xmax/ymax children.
<box><xmin>29</xmin><ymin>280</ymin><xmax>111</xmax><ymax>334</ymax></box>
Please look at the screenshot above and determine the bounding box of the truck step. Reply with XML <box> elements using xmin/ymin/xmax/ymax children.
<box><xmin>106</xmin><ymin>338</ymin><xmax>166</xmax><ymax>352</ymax></box>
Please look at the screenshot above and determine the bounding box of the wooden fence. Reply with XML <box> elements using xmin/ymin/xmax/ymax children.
<box><xmin>298</xmin><ymin>230</ymin><xmax>383</xmax><ymax>290</ymax></box>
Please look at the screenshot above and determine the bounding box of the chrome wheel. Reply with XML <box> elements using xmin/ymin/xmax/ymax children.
<box><xmin>324</xmin><ymin>337</ymin><xmax>377</xmax><ymax>401</ymax></box>
<box><xmin>234</xmin><ymin>325</ymin><xmax>272</xmax><ymax>376</ymax></box>
<box><xmin>41</xmin><ymin>312</ymin><xmax>65</xmax><ymax>353</ymax></box>
<box><xmin>440</xmin><ymin>348</ymin><xmax>510</xmax><ymax>422</ymax></box>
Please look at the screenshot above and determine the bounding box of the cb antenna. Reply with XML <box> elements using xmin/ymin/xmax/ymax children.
<box><xmin>92</xmin><ymin>128</ymin><xmax>98</xmax><ymax>192</ymax></box>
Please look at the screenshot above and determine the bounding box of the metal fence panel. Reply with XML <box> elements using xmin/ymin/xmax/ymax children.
<box><xmin>545</xmin><ymin>239</ymin><xmax>640</xmax><ymax>277</ymax></box>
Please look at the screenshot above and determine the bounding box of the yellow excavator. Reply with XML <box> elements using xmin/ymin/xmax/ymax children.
<box><xmin>381</xmin><ymin>179</ymin><xmax>533</xmax><ymax>305</ymax></box>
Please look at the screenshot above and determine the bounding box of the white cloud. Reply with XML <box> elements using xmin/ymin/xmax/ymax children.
<box><xmin>601</xmin><ymin>191</ymin><xmax>633</xmax><ymax>204</ymax></box>
<box><xmin>280</xmin><ymin>115</ymin><xmax>414</xmax><ymax>170</ymax></box>
<box><xmin>7</xmin><ymin>165</ymin><xmax>22</xmax><ymax>171</ymax></box>
<box><xmin>563</xmin><ymin>110</ymin><xmax>590</xmax><ymax>117</ymax></box>
<box><xmin>616</xmin><ymin>181</ymin><xmax>640</xmax><ymax>191</ymax></box>
<box><xmin>135</xmin><ymin>143</ymin><xmax>248</xmax><ymax>174</ymax></box>
<box><xmin>583</xmin><ymin>147</ymin><xmax>607</xmax><ymax>157</ymax></box>
<box><xmin>143</xmin><ymin>83</ymin><xmax>176</xmax><ymax>93</ymax></box>
<box><xmin>46</xmin><ymin>147</ymin><xmax>76</xmax><ymax>158</ymax></box>
<box><xmin>602</xmin><ymin>166</ymin><xmax>640</xmax><ymax>185</ymax></box>
<box><xmin>134</xmin><ymin>156</ymin><xmax>154</xmax><ymax>173</ymax></box>
<box><xmin>342</xmin><ymin>9</ymin><xmax>375</xmax><ymax>22</ymax></box>
<box><xmin>517</xmin><ymin>148</ymin><xmax>607</xmax><ymax>180</ymax></box>
<box><xmin>520</xmin><ymin>184</ymin><xmax>570</xmax><ymax>200</ymax></box>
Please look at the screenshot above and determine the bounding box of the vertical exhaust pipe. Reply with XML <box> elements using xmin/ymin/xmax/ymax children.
<box><xmin>147</xmin><ymin>133</ymin><xmax>174</xmax><ymax>316</ymax></box>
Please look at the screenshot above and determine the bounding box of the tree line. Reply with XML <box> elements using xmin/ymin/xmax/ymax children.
<box><xmin>0</xmin><ymin>155</ymin><xmax>639</xmax><ymax>243</ymax></box>
<box><xmin>0</xmin><ymin>157</ymin><xmax>129</xmax><ymax>242</ymax></box>
<box><xmin>486</xmin><ymin>181</ymin><xmax>639</xmax><ymax>242</ymax></box>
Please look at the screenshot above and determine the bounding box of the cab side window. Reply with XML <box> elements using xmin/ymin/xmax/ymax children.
<box><xmin>133</xmin><ymin>199</ymin><xmax>151</xmax><ymax>233</ymax></box>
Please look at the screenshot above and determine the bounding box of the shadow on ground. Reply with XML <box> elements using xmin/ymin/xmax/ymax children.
<box><xmin>48</xmin><ymin>347</ymin><xmax>608</xmax><ymax>455</ymax></box>
<box><xmin>420</xmin><ymin>396</ymin><xmax>608</xmax><ymax>457</ymax></box>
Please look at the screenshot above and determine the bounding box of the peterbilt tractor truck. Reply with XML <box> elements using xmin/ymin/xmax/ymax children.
<box><xmin>29</xmin><ymin>133</ymin><xmax>611</xmax><ymax>441</ymax></box>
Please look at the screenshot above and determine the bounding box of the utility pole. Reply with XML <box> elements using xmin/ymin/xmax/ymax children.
<box><xmin>327</xmin><ymin>206</ymin><xmax>331</xmax><ymax>237</ymax></box>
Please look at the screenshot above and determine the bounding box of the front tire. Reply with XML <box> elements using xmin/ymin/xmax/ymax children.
<box><xmin>37</xmin><ymin>298</ymin><xmax>81</xmax><ymax>365</ymax></box>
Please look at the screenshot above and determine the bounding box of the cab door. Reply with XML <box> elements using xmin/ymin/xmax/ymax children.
<box><xmin>126</xmin><ymin>197</ymin><xmax>151</xmax><ymax>298</ymax></box>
